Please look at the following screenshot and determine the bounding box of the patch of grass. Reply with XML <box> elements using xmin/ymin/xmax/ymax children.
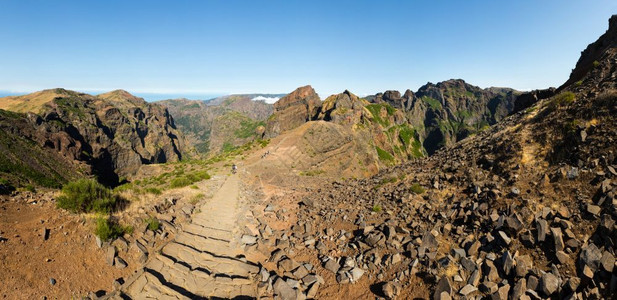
<box><xmin>380</xmin><ymin>176</ymin><xmax>398</xmax><ymax>185</ymax></box>
<box><xmin>144</xmin><ymin>216</ymin><xmax>160</xmax><ymax>231</ymax></box>
<box><xmin>94</xmin><ymin>217</ymin><xmax>129</xmax><ymax>241</ymax></box>
<box><xmin>0</xmin><ymin>151</ymin><xmax>63</xmax><ymax>188</ymax></box>
<box><xmin>190</xmin><ymin>193</ymin><xmax>205</xmax><ymax>205</ymax></box>
<box><xmin>574</xmin><ymin>80</ymin><xmax>583</xmax><ymax>87</ymax></box>
<box><xmin>190</xmin><ymin>185</ymin><xmax>198</xmax><ymax>189</ymax></box>
<box><xmin>592</xmin><ymin>60</ymin><xmax>600</xmax><ymax>68</ymax></box>
<box><xmin>410</xmin><ymin>183</ymin><xmax>425</xmax><ymax>194</ymax></box>
<box><xmin>376</xmin><ymin>146</ymin><xmax>394</xmax><ymax>162</ymax></box>
<box><xmin>299</xmin><ymin>169</ymin><xmax>325</xmax><ymax>176</ymax></box>
<box><xmin>421</xmin><ymin>96</ymin><xmax>442</xmax><ymax>110</ymax></box>
<box><xmin>145</xmin><ymin>187</ymin><xmax>162</xmax><ymax>195</ymax></box>
<box><xmin>234</xmin><ymin>119</ymin><xmax>266</xmax><ymax>139</ymax></box>
<box><xmin>24</xmin><ymin>184</ymin><xmax>36</xmax><ymax>193</ymax></box>
<box><xmin>57</xmin><ymin>179</ymin><xmax>117</xmax><ymax>214</ymax></box>
<box><xmin>546</xmin><ymin>91</ymin><xmax>576</xmax><ymax>113</ymax></box>
<box><xmin>365</xmin><ymin>103</ymin><xmax>395</xmax><ymax>127</ymax></box>
<box><xmin>170</xmin><ymin>177</ymin><xmax>192</xmax><ymax>188</ymax></box>
<box><xmin>372</xmin><ymin>204</ymin><xmax>382</xmax><ymax>213</ymax></box>
<box><xmin>170</xmin><ymin>170</ymin><xmax>211</xmax><ymax>189</ymax></box>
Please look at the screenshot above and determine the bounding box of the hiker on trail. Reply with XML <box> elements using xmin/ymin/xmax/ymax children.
<box><xmin>232</xmin><ymin>164</ymin><xmax>237</xmax><ymax>174</ymax></box>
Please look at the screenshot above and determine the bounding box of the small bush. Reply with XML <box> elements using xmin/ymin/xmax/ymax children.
<box><xmin>592</xmin><ymin>60</ymin><xmax>600</xmax><ymax>68</ymax></box>
<box><xmin>94</xmin><ymin>217</ymin><xmax>126</xmax><ymax>241</ymax></box>
<box><xmin>57</xmin><ymin>179</ymin><xmax>117</xmax><ymax>213</ymax></box>
<box><xmin>410</xmin><ymin>183</ymin><xmax>425</xmax><ymax>194</ymax></box>
<box><xmin>190</xmin><ymin>185</ymin><xmax>198</xmax><ymax>189</ymax></box>
<box><xmin>372</xmin><ymin>204</ymin><xmax>382</xmax><ymax>212</ymax></box>
<box><xmin>190</xmin><ymin>193</ymin><xmax>204</xmax><ymax>205</ymax></box>
<box><xmin>380</xmin><ymin>176</ymin><xmax>398</xmax><ymax>185</ymax></box>
<box><xmin>144</xmin><ymin>216</ymin><xmax>160</xmax><ymax>231</ymax></box>
<box><xmin>170</xmin><ymin>177</ymin><xmax>192</xmax><ymax>188</ymax></box>
<box><xmin>145</xmin><ymin>187</ymin><xmax>162</xmax><ymax>195</ymax></box>
<box><xmin>24</xmin><ymin>184</ymin><xmax>36</xmax><ymax>193</ymax></box>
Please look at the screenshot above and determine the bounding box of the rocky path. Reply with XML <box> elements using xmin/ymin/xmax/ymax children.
<box><xmin>120</xmin><ymin>175</ymin><xmax>260</xmax><ymax>299</ymax></box>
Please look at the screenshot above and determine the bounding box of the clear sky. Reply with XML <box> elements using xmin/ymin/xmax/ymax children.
<box><xmin>1</xmin><ymin>0</ymin><xmax>615</xmax><ymax>100</ymax></box>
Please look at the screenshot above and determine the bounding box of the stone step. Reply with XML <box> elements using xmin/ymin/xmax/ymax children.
<box><xmin>161</xmin><ymin>242</ymin><xmax>259</xmax><ymax>277</ymax></box>
<box><xmin>183</xmin><ymin>223</ymin><xmax>232</xmax><ymax>241</ymax></box>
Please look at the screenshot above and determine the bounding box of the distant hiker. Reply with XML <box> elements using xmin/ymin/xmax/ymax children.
<box><xmin>232</xmin><ymin>164</ymin><xmax>237</xmax><ymax>174</ymax></box>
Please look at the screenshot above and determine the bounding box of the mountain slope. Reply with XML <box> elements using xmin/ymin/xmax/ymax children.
<box><xmin>281</xmin><ymin>15</ymin><xmax>617</xmax><ymax>299</ymax></box>
<box><xmin>159</xmin><ymin>94</ymin><xmax>276</xmax><ymax>155</ymax></box>
<box><xmin>259</xmin><ymin>81</ymin><xmax>520</xmax><ymax>178</ymax></box>
<box><xmin>0</xmin><ymin>89</ymin><xmax>188</xmax><ymax>186</ymax></box>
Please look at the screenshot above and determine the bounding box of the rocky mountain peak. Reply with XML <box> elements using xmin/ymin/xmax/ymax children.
<box><xmin>561</xmin><ymin>14</ymin><xmax>617</xmax><ymax>91</ymax></box>
<box><xmin>265</xmin><ymin>86</ymin><xmax>322</xmax><ymax>138</ymax></box>
<box><xmin>272</xmin><ymin>85</ymin><xmax>319</xmax><ymax>111</ymax></box>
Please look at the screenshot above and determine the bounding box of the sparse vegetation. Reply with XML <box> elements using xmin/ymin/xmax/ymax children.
<box><xmin>592</xmin><ymin>60</ymin><xmax>600</xmax><ymax>68</ymax></box>
<box><xmin>57</xmin><ymin>179</ymin><xmax>118</xmax><ymax>213</ymax></box>
<box><xmin>372</xmin><ymin>204</ymin><xmax>382</xmax><ymax>212</ymax></box>
<box><xmin>190</xmin><ymin>193</ymin><xmax>205</xmax><ymax>205</ymax></box>
<box><xmin>145</xmin><ymin>187</ymin><xmax>162</xmax><ymax>195</ymax></box>
<box><xmin>410</xmin><ymin>183</ymin><xmax>425</xmax><ymax>194</ymax></box>
<box><xmin>94</xmin><ymin>217</ymin><xmax>130</xmax><ymax>241</ymax></box>
<box><xmin>299</xmin><ymin>169</ymin><xmax>325</xmax><ymax>176</ymax></box>
<box><xmin>365</xmin><ymin>103</ymin><xmax>395</xmax><ymax>127</ymax></box>
<box><xmin>376</xmin><ymin>146</ymin><xmax>394</xmax><ymax>163</ymax></box>
<box><xmin>170</xmin><ymin>170</ymin><xmax>211</xmax><ymax>189</ymax></box>
<box><xmin>421</xmin><ymin>96</ymin><xmax>442</xmax><ymax>110</ymax></box>
<box><xmin>144</xmin><ymin>216</ymin><xmax>160</xmax><ymax>231</ymax></box>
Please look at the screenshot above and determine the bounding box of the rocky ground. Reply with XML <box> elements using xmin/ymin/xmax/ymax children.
<box><xmin>0</xmin><ymin>191</ymin><xmax>138</xmax><ymax>299</ymax></box>
<box><xmin>239</xmin><ymin>89</ymin><xmax>617</xmax><ymax>299</ymax></box>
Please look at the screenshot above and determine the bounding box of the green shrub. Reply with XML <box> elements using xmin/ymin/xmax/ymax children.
<box><xmin>94</xmin><ymin>217</ymin><xmax>126</xmax><ymax>241</ymax></box>
<box><xmin>410</xmin><ymin>183</ymin><xmax>425</xmax><ymax>194</ymax></box>
<box><xmin>144</xmin><ymin>216</ymin><xmax>160</xmax><ymax>231</ymax></box>
<box><xmin>380</xmin><ymin>176</ymin><xmax>398</xmax><ymax>185</ymax></box>
<box><xmin>299</xmin><ymin>169</ymin><xmax>325</xmax><ymax>176</ymax></box>
<box><xmin>56</xmin><ymin>179</ymin><xmax>117</xmax><ymax>213</ymax></box>
<box><xmin>372</xmin><ymin>204</ymin><xmax>382</xmax><ymax>212</ymax></box>
<box><xmin>145</xmin><ymin>187</ymin><xmax>162</xmax><ymax>195</ymax></box>
<box><xmin>592</xmin><ymin>60</ymin><xmax>600</xmax><ymax>68</ymax></box>
<box><xmin>24</xmin><ymin>184</ymin><xmax>36</xmax><ymax>193</ymax></box>
<box><xmin>190</xmin><ymin>193</ymin><xmax>204</xmax><ymax>205</ymax></box>
<box><xmin>170</xmin><ymin>177</ymin><xmax>192</xmax><ymax>188</ymax></box>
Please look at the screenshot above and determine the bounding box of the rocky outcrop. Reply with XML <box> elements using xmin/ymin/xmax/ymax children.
<box><xmin>367</xmin><ymin>80</ymin><xmax>520</xmax><ymax>155</ymax></box>
<box><xmin>561</xmin><ymin>15</ymin><xmax>617</xmax><ymax>92</ymax></box>
<box><xmin>265</xmin><ymin>85</ymin><xmax>322</xmax><ymax>138</ymax></box>
<box><xmin>512</xmin><ymin>88</ymin><xmax>556</xmax><ymax>113</ymax></box>
<box><xmin>0</xmin><ymin>89</ymin><xmax>188</xmax><ymax>186</ymax></box>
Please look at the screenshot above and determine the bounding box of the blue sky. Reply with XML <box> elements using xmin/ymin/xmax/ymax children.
<box><xmin>0</xmin><ymin>1</ymin><xmax>615</xmax><ymax>100</ymax></box>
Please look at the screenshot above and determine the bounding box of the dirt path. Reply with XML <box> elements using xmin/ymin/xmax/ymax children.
<box><xmin>120</xmin><ymin>174</ymin><xmax>260</xmax><ymax>299</ymax></box>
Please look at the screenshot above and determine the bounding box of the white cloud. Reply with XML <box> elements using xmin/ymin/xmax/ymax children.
<box><xmin>251</xmin><ymin>96</ymin><xmax>280</xmax><ymax>104</ymax></box>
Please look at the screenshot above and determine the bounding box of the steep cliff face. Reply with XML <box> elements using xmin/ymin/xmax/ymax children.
<box><xmin>0</xmin><ymin>89</ymin><xmax>187</xmax><ymax>186</ymax></box>
<box><xmin>264</xmin><ymin>85</ymin><xmax>322</xmax><ymax>138</ymax></box>
<box><xmin>561</xmin><ymin>15</ymin><xmax>617</xmax><ymax>94</ymax></box>
<box><xmin>411</xmin><ymin>80</ymin><xmax>519</xmax><ymax>154</ymax></box>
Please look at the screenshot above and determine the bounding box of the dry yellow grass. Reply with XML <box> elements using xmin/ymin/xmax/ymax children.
<box><xmin>0</xmin><ymin>89</ymin><xmax>64</xmax><ymax>113</ymax></box>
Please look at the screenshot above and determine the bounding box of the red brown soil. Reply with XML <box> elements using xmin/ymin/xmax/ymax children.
<box><xmin>0</xmin><ymin>194</ymin><xmax>137</xmax><ymax>299</ymax></box>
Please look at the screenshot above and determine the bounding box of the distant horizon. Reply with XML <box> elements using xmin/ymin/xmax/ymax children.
<box><xmin>1</xmin><ymin>1</ymin><xmax>615</xmax><ymax>98</ymax></box>
<box><xmin>0</xmin><ymin>77</ymin><xmax>536</xmax><ymax>103</ymax></box>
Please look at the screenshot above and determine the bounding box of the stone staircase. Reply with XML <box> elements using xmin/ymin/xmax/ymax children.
<box><xmin>119</xmin><ymin>175</ymin><xmax>260</xmax><ymax>299</ymax></box>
